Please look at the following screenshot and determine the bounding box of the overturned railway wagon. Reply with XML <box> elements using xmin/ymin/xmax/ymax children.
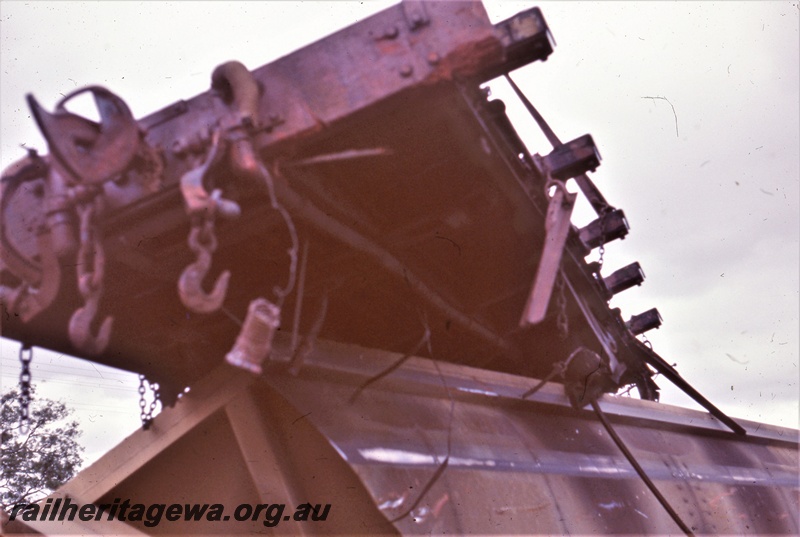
<box><xmin>1</xmin><ymin>1</ymin><xmax>797</xmax><ymax>535</ymax></box>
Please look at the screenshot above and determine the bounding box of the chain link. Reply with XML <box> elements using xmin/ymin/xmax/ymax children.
<box><xmin>150</xmin><ymin>381</ymin><xmax>161</xmax><ymax>418</ymax></box>
<box><xmin>68</xmin><ymin>199</ymin><xmax>114</xmax><ymax>356</ymax></box>
<box><xmin>138</xmin><ymin>374</ymin><xmax>161</xmax><ymax>430</ymax></box>
<box><xmin>555</xmin><ymin>274</ymin><xmax>569</xmax><ymax>340</ymax></box>
<box><xmin>597</xmin><ymin>211</ymin><xmax>607</xmax><ymax>271</ymax></box>
<box><xmin>18</xmin><ymin>345</ymin><xmax>33</xmax><ymax>435</ymax></box>
<box><xmin>188</xmin><ymin>217</ymin><xmax>218</xmax><ymax>255</ymax></box>
<box><xmin>76</xmin><ymin>202</ymin><xmax>104</xmax><ymax>297</ymax></box>
<box><xmin>138</xmin><ymin>374</ymin><xmax>147</xmax><ymax>423</ymax></box>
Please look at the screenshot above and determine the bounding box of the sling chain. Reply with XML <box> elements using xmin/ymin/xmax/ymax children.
<box><xmin>138</xmin><ymin>374</ymin><xmax>161</xmax><ymax>430</ymax></box>
<box><xmin>18</xmin><ymin>344</ymin><xmax>33</xmax><ymax>435</ymax></box>
<box><xmin>597</xmin><ymin>209</ymin><xmax>607</xmax><ymax>271</ymax></box>
<box><xmin>68</xmin><ymin>200</ymin><xmax>113</xmax><ymax>355</ymax></box>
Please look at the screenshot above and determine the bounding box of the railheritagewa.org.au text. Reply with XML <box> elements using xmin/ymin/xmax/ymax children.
<box><xmin>8</xmin><ymin>497</ymin><xmax>331</xmax><ymax>527</ymax></box>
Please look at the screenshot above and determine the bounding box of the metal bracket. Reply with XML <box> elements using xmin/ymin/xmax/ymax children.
<box><xmin>602</xmin><ymin>262</ymin><xmax>645</xmax><ymax>299</ymax></box>
<box><xmin>486</xmin><ymin>7</ymin><xmax>554</xmax><ymax>79</ymax></box>
<box><xmin>520</xmin><ymin>181</ymin><xmax>576</xmax><ymax>326</ymax></box>
<box><xmin>536</xmin><ymin>134</ymin><xmax>601</xmax><ymax>181</ymax></box>
<box><xmin>578</xmin><ymin>209</ymin><xmax>629</xmax><ymax>252</ymax></box>
<box><xmin>27</xmin><ymin>86</ymin><xmax>140</xmax><ymax>184</ymax></box>
<box><xmin>627</xmin><ymin>308</ymin><xmax>662</xmax><ymax>335</ymax></box>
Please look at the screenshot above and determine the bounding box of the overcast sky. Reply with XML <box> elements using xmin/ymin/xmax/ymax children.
<box><xmin>1</xmin><ymin>1</ymin><xmax>798</xmax><ymax>467</ymax></box>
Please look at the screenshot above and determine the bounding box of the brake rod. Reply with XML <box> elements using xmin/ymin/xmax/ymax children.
<box><xmin>504</xmin><ymin>73</ymin><xmax>611</xmax><ymax>216</ymax></box>
<box><xmin>634</xmin><ymin>339</ymin><xmax>746</xmax><ymax>436</ymax></box>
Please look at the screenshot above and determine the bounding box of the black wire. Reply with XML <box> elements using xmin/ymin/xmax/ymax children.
<box><xmin>348</xmin><ymin>327</ymin><xmax>430</xmax><ymax>404</ymax></box>
<box><xmin>520</xmin><ymin>366</ymin><xmax>561</xmax><ymax>399</ymax></box>
<box><xmin>590</xmin><ymin>399</ymin><xmax>695</xmax><ymax>536</ymax></box>
<box><xmin>389</xmin><ymin>330</ymin><xmax>455</xmax><ymax>524</ymax></box>
<box><xmin>389</xmin><ymin>456</ymin><xmax>450</xmax><ymax>523</ymax></box>
<box><xmin>520</xmin><ymin>346</ymin><xmax>585</xmax><ymax>399</ymax></box>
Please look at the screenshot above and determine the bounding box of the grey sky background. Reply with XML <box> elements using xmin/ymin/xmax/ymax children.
<box><xmin>1</xmin><ymin>1</ymin><xmax>797</xmax><ymax>467</ymax></box>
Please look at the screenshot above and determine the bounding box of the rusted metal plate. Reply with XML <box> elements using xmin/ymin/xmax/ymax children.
<box><xmin>260</xmin><ymin>337</ymin><xmax>798</xmax><ymax>535</ymax></box>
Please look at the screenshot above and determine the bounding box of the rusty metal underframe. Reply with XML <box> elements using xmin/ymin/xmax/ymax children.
<box><xmin>0</xmin><ymin>0</ymin><xmax>745</xmax><ymax>435</ymax></box>
<box><xmin>0</xmin><ymin>1</ymin><xmax>564</xmax><ymax>393</ymax></box>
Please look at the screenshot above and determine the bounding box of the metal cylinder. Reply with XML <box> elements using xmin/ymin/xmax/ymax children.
<box><xmin>225</xmin><ymin>298</ymin><xmax>280</xmax><ymax>374</ymax></box>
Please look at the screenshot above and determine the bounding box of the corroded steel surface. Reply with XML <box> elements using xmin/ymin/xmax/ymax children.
<box><xmin>1</xmin><ymin>1</ymin><xmax>570</xmax><ymax>404</ymax></box>
<box><xmin>263</xmin><ymin>338</ymin><xmax>799</xmax><ymax>535</ymax></box>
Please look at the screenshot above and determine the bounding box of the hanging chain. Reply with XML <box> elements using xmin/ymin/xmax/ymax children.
<box><xmin>186</xmin><ymin>216</ymin><xmax>219</xmax><ymax>271</ymax></box>
<box><xmin>555</xmin><ymin>273</ymin><xmax>569</xmax><ymax>340</ymax></box>
<box><xmin>195</xmin><ymin>217</ymin><xmax>217</xmax><ymax>257</ymax></box>
<box><xmin>76</xmin><ymin>202</ymin><xmax>104</xmax><ymax>299</ymax></box>
<box><xmin>138</xmin><ymin>375</ymin><xmax>147</xmax><ymax>425</ymax></box>
<box><xmin>597</xmin><ymin>211</ymin><xmax>607</xmax><ymax>271</ymax></box>
<box><xmin>150</xmin><ymin>381</ymin><xmax>161</xmax><ymax>419</ymax></box>
<box><xmin>18</xmin><ymin>345</ymin><xmax>33</xmax><ymax>435</ymax></box>
<box><xmin>68</xmin><ymin>199</ymin><xmax>114</xmax><ymax>356</ymax></box>
<box><xmin>138</xmin><ymin>374</ymin><xmax>161</xmax><ymax>430</ymax></box>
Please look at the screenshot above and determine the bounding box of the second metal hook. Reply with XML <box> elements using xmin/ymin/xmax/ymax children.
<box><xmin>178</xmin><ymin>222</ymin><xmax>230</xmax><ymax>314</ymax></box>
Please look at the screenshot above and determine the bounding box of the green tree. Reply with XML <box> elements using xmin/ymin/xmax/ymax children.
<box><xmin>1</xmin><ymin>388</ymin><xmax>84</xmax><ymax>510</ymax></box>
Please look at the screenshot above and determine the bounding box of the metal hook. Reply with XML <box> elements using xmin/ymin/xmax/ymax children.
<box><xmin>178</xmin><ymin>222</ymin><xmax>230</xmax><ymax>314</ymax></box>
<box><xmin>68</xmin><ymin>291</ymin><xmax>113</xmax><ymax>356</ymax></box>
<box><xmin>180</xmin><ymin>131</ymin><xmax>240</xmax><ymax>219</ymax></box>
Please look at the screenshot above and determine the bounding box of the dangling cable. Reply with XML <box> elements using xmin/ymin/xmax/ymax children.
<box><xmin>290</xmin><ymin>240</ymin><xmax>310</xmax><ymax>355</ymax></box>
<box><xmin>348</xmin><ymin>322</ymin><xmax>431</xmax><ymax>403</ymax></box>
<box><xmin>289</xmin><ymin>292</ymin><xmax>328</xmax><ymax>376</ymax></box>
<box><xmin>520</xmin><ymin>346</ymin><xmax>585</xmax><ymax>400</ymax></box>
<box><xmin>389</xmin><ymin>320</ymin><xmax>455</xmax><ymax>524</ymax></box>
<box><xmin>591</xmin><ymin>399</ymin><xmax>694</xmax><ymax>536</ymax></box>
<box><xmin>220</xmin><ymin>305</ymin><xmax>244</xmax><ymax>327</ymax></box>
<box><xmin>260</xmin><ymin>161</ymin><xmax>299</xmax><ymax>307</ymax></box>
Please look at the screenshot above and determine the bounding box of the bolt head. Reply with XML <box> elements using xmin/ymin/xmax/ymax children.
<box><xmin>383</xmin><ymin>26</ymin><xmax>399</xmax><ymax>39</ymax></box>
<box><xmin>171</xmin><ymin>139</ymin><xmax>187</xmax><ymax>156</ymax></box>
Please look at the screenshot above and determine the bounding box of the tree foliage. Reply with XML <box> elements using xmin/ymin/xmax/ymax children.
<box><xmin>1</xmin><ymin>388</ymin><xmax>84</xmax><ymax>510</ymax></box>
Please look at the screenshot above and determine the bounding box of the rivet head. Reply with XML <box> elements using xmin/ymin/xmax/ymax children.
<box><xmin>399</xmin><ymin>64</ymin><xmax>414</xmax><ymax>78</ymax></box>
<box><xmin>427</xmin><ymin>52</ymin><xmax>440</xmax><ymax>66</ymax></box>
<box><xmin>171</xmin><ymin>139</ymin><xmax>187</xmax><ymax>156</ymax></box>
<box><xmin>383</xmin><ymin>26</ymin><xmax>399</xmax><ymax>39</ymax></box>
